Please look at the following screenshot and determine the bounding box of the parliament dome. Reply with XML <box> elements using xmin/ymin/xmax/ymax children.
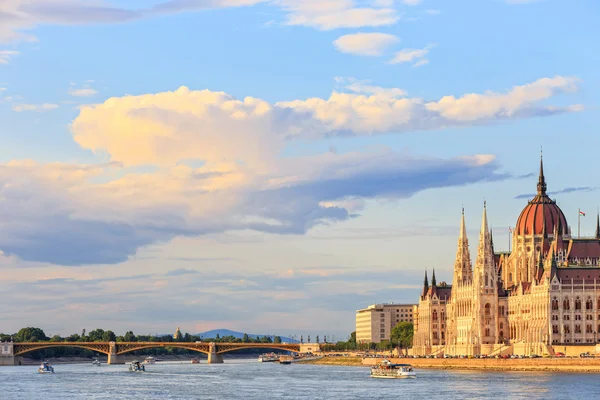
<box><xmin>514</xmin><ymin>157</ymin><xmax>569</xmax><ymax>236</ymax></box>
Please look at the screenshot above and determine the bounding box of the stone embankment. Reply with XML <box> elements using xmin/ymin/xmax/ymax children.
<box><xmin>302</xmin><ymin>356</ymin><xmax>600</xmax><ymax>372</ymax></box>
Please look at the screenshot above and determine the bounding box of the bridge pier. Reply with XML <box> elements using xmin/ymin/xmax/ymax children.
<box><xmin>0</xmin><ymin>342</ymin><xmax>20</xmax><ymax>366</ymax></box>
<box><xmin>207</xmin><ymin>342</ymin><xmax>224</xmax><ymax>364</ymax></box>
<box><xmin>107</xmin><ymin>341</ymin><xmax>125</xmax><ymax>364</ymax></box>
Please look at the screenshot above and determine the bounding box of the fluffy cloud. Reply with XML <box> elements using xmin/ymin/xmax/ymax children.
<box><xmin>0</xmin><ymin>76</ymin><xmax>582</xmax><ymax>265</ymax></box>
<box><xmin>334</xmin><ymin>76</ymin><xmax>407</xmax><ymax>98</ymax></box>
<box><xmin>333</xmin><ymin>32</ymin><xmax>398</xmax><ymax>56</ymax></box>
<box><xmin>390</xmin><ymin>43</ymin><xmax>435</xmax><ymax>66</ymax></box>
<box><xmin>0</xmin><ymin>0</ymin><xmax>403</xmax><ymax>43</ymax></box>
<box><xmin>279</xmin><ymin>0</ymin><xmax>398</xmax><ymax>30</ymax></box>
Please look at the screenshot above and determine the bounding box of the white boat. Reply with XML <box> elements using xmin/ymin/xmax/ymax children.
<box><xmin>38</xmin><ymin>361</ymin><xmax>55</xmax><ymax>374</ymax></box>
<box><xmin>258</xmin><ymin>353</ymin><xmax>278</xmax><ymax>362</ymax></box>
<box><xmin>370</xmin><ymin>359</ymin><xmax>416</xmax><ymax>379</ymax></box>
<box><xmin>144</xmin><ymin>356</ymin><xmax>156</xmax><ymax>364</ymax></box>
<box><xmin>92</xmin><ymin>359</ymin><xmax>101</xmax><ymax>366</ymax></box>
<box><xmin>128</xmin><ymin>361</ymin><xmax>146</xmax><ymax>372</ymax></box>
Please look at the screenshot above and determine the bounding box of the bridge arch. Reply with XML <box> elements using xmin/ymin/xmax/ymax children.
<box><xmin>216</xmin><ymin>345</ymin><xmax>300</xmax><ymax>354</ymax></box>
<box><xmin>14</xmin><ymin>343</ymin><xmax>110</xmax><ymax>356</ymax></box>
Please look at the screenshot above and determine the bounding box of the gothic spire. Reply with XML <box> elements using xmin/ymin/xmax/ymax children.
<box><xmin>454</xmin><ymin>208</ymin><xmax>472</xmax><ymax>285</ymax></box>
<box><xmin>422</xmin><ymin>271</ymin><xmax>429</xmax><ymax>297</ymax></box>
<box><xmin>596</xmin><ymin>210</ymin><xmax>600</xmax><ymax>239</ymax></box>
<box><xmin>431</xmin><ymin>269</ymin><xmax>437</xmax><ymax>287</ymax></box>
<box><xmin>480</xmin><ymin>201</ymin><xmax>489</xmax><ymax>236</ymax></box>
<box><xmin>537</xmin><ymin>151</ymin><xmax>547</xmax><ymax>196</ymax></box>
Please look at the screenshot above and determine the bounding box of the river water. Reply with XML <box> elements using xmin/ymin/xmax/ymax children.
<box><xmin>1</xmin><ymin>359</ymin><xmax>598</xmax><ymax>399</ymax></box>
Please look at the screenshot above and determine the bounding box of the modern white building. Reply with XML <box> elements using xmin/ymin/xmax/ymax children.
<box><xmin>356</xmin><ymin>303</ymin><xmax>416</xmax><ymax>343</ymax></box>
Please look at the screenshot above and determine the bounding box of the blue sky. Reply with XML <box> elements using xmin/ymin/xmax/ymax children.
<box><xmin>0</xmin><ymin>0</ymin><xmax>599</xmax><ymax>339</ymax></box>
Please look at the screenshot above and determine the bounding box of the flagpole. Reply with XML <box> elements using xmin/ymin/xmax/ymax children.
<box><xmin>578</xmin><ymin>208</ymin><xmax>581</xmax><ymax>238</ymax></box>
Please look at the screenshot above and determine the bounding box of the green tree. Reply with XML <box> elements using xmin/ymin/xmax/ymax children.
<box><xmin>102</xmin><ymin>330</ymin><xmax>116</xmax><ymax>342</ymax></box>
<box><xmin>124</xmin><ymin>331</ymin><xmax>136</xmax><ymax>342</ymax></box>
<box><xmin>390</xmin><ymin>322</ymin><xmax>414</xmax><ymax>353</ymax></box>
<box><xmin>274</xmin><ymin>336</ymin><xmax>282</xmax><ymax>344</ymax></box>
<box><xmin>15</xmin><ymin>327</ymin><xmax>48</xmax><ymax>342</ymax></box>
<box><xmin>349</xmin><ymin>331</ymin><xmax>356</xmax><ymax>344</ymax></box>
<box><xmin>242</xmin><ymin>333</ymin><xmax>250</xmax><ymax>343</ymax></box>
<box><xmin>215</xmin><ymin>333</ymin><xmax>220</xmax><ymax>340</ymax></box>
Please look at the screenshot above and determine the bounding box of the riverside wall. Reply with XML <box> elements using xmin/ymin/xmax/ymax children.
<box><xmin>360</xmin><ymin>356</ymin><xmax>600</xmax><ymax>372</ymax></box>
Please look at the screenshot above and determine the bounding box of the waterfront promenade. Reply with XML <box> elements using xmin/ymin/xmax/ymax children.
<box><xmin>301</xmin><ymin>354</ymin><xmax>600</xmax><ymax>373</ymax></box>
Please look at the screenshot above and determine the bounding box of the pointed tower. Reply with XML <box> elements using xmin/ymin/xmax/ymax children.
<box><xmin>453</xmin><ymin>208</ymin><xmax>473</xmax><ymax>286</ymax></box>
<box><xmin>537</xmin><ymin>151</ymin><xmax>547</xmax><ymax>196</ymax></box>
<box><xmin>595</xmin><ymin>211</ymin><xmax>600</xmax><ymax>239</ymax></box>
<box><xmin>422</xmin><ymin>271</ymin><xmax>429</xmax><ymax>298</ymax></box>
<box><xmin>474</xmin><ymin>201</ymin><xmax>498</xmax><ymax>345</ymax></box>
<box><xmin>431</xmin><ymin>269</ymin><xmax>437</xmax><ymax>296</ymax></box>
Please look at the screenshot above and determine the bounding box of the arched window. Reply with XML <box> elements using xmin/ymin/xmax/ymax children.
<box><xmin>552</xmin><ymin>298</ymin><xmax>559</xmax><ymax>310</ymax></box>
<box><xmin>484</xmin><ymin>303</ymin><xmax>491</xmax><ymax>316</ymax></box>
<box><xmin>433</xmin><ymin>310</ymin><xmax>438</xmax><ymax>321</ymax></box>
<box><xmin>586</xmin><ymin>298</ymin><xmax>593</xmax><ymax>310</ymax></box>
<box><xmin>575</xmin><ymin>298</ymin><xmax>582</xmax><ymax>310</ymax></box>
<box><xmin>485</xmin><ymin>273</ymin><xmax>489</xmax><ymax>286</ymax></box>
<box><xmin>500</xmin><ymin>322</ymin><xmax>504</xmax><ymax>329</ymax></box>
<box><xmin>485</xmin><ymin>328</ymin><xmax>490</xmax><ymax>337</ymax></box>
<box><xmin>564</xmin><ymin>298</ymin><xmax>570</xmax><ymax>310</ymax></box>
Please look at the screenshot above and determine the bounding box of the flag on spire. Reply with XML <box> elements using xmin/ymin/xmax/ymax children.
<box><xmin>579</xmin><ymin>210</ymin><xmax>586</xmax><ymax>216</ymax></box>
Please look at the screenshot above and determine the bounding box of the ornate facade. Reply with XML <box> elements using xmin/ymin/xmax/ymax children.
<box><xmin>413</xmin><ymin>156</ymin><xmax>600</xmax><ymax>356</ymax></box>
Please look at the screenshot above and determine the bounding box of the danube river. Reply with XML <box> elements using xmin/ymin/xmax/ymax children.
<box><xmin>1</xmin><ymin>359</ymin><xmax>599</xmax><ymax>399</ymax></box>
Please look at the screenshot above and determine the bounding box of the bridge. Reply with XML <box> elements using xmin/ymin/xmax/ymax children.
<box><xmin>0</xmin><ymin>341</ymin><xmax>321</xmax><ymax>365</ymax></box>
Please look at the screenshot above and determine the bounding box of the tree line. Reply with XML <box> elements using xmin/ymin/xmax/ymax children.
<box><xmin>320</xmin><ymin>322</ymin><xmax>414</xmax><ymax>352</ymax></box>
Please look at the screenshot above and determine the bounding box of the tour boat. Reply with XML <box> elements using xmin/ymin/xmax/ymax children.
<box><xmin>279</xmin><ymin>356</ymin><xmax>293</xmax><ymax>365</ymax></box>
<box><xmin>191</xmin><ymin>358</ymin><xmax>200</xmax><ymax>364</ymax></box>
<box><xmin>128</xmin><ymin>361</ymin><xmax>146</xmax><ymax>372</ymax></box>
<box><xmin>38</xmin><ymin>361</ymin><xmax>55</xmax><ymax>374</ymax></box>
<box><xmin>258</xmin><ymin>353</ymin><xmax>278</xmax><ymax>362</ymax></box>
<box><xmin>370</xmin><ymin>359</ymin><xmax>416</xmax><ymax>379</ymax></box>
<box><xmin>92</xmin><ymin>359</ymin><xmax>101</xmax><ymax>366</ymax></box>
<box><xmin>144</xmin><ymin>356</ymin><xmax>156</xmax><ymax>364</ymax></box>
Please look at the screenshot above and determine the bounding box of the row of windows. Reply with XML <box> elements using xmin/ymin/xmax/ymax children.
<box><xmin>552</xmin><ymin>324</ymin><xmax>599</xmax><ymax>334</ymax></box>
<box><xmin>551</xmin><ymin>298</ymin><xmax>600</xmax><ymax>311</ymax></box>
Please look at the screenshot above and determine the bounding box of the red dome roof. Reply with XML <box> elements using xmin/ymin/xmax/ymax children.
<box><xmin>514</xmin><ymin>157</ymin><xmax>569</xmax><ymax>236</ymax></box>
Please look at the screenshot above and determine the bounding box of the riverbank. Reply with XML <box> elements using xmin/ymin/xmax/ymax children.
<box><xmin>302</xmin><ymin>356</ymin><xmax>600</xmax><ymax>372</ymax></box>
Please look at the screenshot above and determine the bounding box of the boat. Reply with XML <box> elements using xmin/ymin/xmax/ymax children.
<box><xmin>38</xmin><ymin>361</ymin><xmax>55</xmax><ymax>374</ymax></box>
<box><xmin>144</xmin><ymin>356</ymin><xmax>156</xmax><ymax>364</ymax></box>
<box><xmin>92</xmin><ymin>359</ymin><xmax>101</xmax><ymax>366</ymax></box>
<box><xmin>279</xmin><ymin>356</ymin><xmax>293</xmax><ymax>365</ymax></box>
<box><xmin>370</xmin><ymin>359</ymin><xmax>416</xmax><ymax>379</ymax></box>
<box><xmin>258</xmin><ymin>353</ymin><xmax>279</xmax><ymax>362</ymax></box>
<box><xmin>191</xmin><ymin>358</ymin><xmax>200</xmax><ymax>364</ymax></box>
<box><xmin>128</xmin><ymin>361</ymin><xmax>146</xmax><ymax>372</ymax></box>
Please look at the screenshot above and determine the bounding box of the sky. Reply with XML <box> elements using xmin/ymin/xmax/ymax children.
<box><xmin>0</xmin><ymin>0</ymin><xmax>599</xmax><ymax>340</ymax></box>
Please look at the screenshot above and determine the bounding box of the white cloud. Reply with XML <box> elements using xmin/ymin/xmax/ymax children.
<box><xmin>1</xmin><ymin>0</ymin><xmax>402</xmax><ymax>43</ymax></box>
<box><xmin>12</xmin><ymin>103</ymin><xmax>59</xmax><ymax>112</ymax></box>
<box><xmin>280</xmin><ymin>0</ymin><xmax>399</xmax><ymax>30</ymax></box>
<box><xmin>402</xmin><ymin>0</ymin><xmax>422</xmax><ymax>5</ymax></box>
<box><xmin>0</xmin><ymin>50</ymin><xmax>19</xmax><ymax>64</ymax></box>
<box><xmin>335</xmin><ymin>77</ymin><xmax>407</xmax><ymax>98</ymax></box>
<box><xmin>425</xmin><ymin>9</ymin><xmax>441</xmax><ymax>15</ymax></box>
<box><xmin>0</xmin><ymin>76</ymin><xmax>582</xmax><ymax>266</ymax></box>
<box><xmin>69</xmin><ymin>87</ymin><xmax>97</xmax><ymax>97</ymax></box>
<box><xmin>390</xmin><ymin>43</ymin><xmax>435</xmax><ymax>66</ymax></box>
<box><xmin>333</xmin><ymin>32</ymin><xmax>398</xmax><ymax>56</ymax></box>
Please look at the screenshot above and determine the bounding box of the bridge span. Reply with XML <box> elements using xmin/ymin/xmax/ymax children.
<box><xmin>1</xmin><ymin>341</ymin><xmax>320</xmax><ymax>365</ymax></box>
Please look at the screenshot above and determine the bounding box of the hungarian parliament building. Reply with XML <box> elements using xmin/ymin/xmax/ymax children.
<box><xmin>412</xmin><ymin>157</ymin><xmax>600</xmax><ymax>356</ymax></box>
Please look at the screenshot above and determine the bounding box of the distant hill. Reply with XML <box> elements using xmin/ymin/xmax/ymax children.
<box><xmin>196</xmin><ymin>329</ymin><xmax>299</xmax><ymax>343</ymax></box>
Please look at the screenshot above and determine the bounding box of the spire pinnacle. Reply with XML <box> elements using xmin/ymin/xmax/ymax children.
<box><xmin>422</xmin><ymin>271</ymin><xmax>429</xmax><ymax>296</ymax></box>
<box><xmin>537</xmin><ymin>151</ymin><xmax>547</xmax><ymax>195</ymax></box>
<box><xmin>480</xmin><ymin>201</ymin><xmax>489</xmax><ymax>236</ymax></box>
<box><xmin>460</xmin><ymin>208</ymin><xmax>467</xmax><ymax>240</ymax></box>
<box><xmin>596</xmin><ymin>209</ymin><xmax>600</xmax><ymax>239</ymax></box>
<box><xmin>431</xmin><ymin>269</ymin><xmax>437</xmax><ymax>287</ymax></box>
